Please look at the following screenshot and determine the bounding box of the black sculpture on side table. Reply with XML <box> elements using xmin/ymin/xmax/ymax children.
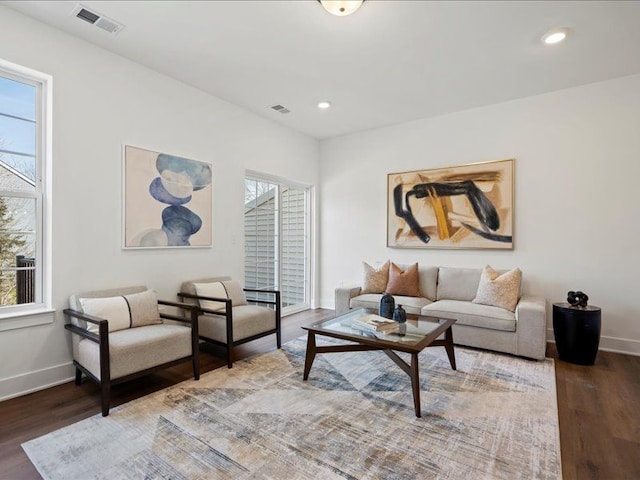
<box><xmin>567</xmin><ymin>290</ymin><xmax>589</xmax><ymax>308</ymax></box>
<box><xmin>553</xmin><ymin>290</ymin><xmax>601</xmax><ymax>365</ymax></box>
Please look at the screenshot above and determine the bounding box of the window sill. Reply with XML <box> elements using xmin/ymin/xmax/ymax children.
<box><xmin>0</xmin><ymin>308</ymin><xmax>56</xmax><ymax>332</ymax></box>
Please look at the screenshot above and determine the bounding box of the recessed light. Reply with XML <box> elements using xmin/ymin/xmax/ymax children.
<box><xmin>318</xmin><ymin>101</ymin><xmax>331</xmax><ymax>109</ymax></box>
<box><xmin>543</xmin><ymin>28</ymin><xmax>570</xmax><ymax>45</ymax></box>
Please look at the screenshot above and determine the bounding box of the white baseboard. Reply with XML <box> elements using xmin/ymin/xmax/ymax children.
<box><xmin>318</xmin><ymin>298</ymin><xmax>334</xmax><ymax>310</ymax></box>
<box><xmin>0</xmin><ymin>362</ymin><xmax>75</xmax><ymax>402</ymax></box>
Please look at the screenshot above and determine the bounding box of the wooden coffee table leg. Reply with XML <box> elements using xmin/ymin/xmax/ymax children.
<box><xmin>410</xmin><ymin>353</ymin><xmax>421</xmax><ymax>418</ymax></box>
<box><xmin>303</xmin><ymin>332</ymin><xmax>316</xmax><ymax>380</ymax></box>
<box><xmin>445</xmin><ymin>326</ymin><xmax>457</xmax><ymax>370</ymax></box>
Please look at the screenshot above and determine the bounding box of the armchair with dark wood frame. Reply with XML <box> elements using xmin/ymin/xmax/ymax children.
<box><xmin>64</xmin><ymin>287</ymin><xmax>200</xmax><ymax>417</ymax></box>
<box><xmin>179</xmin><ymin>278</ymin><xmax>281</xmax><ymax>369</ymax></box>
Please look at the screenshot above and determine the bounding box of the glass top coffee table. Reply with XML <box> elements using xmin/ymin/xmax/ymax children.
<box><xmin>301</xmin><ymin>308</ymin><xmax>457</xmax><ymax>418</ymax></box>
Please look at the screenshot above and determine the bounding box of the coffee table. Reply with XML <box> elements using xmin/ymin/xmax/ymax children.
<box><xmin>302</xmin><ymin>308</ymin><xmax>457</xmax><ymax>418</ymax></box>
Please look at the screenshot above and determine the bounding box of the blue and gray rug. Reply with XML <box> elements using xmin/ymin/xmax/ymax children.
<box><xmin>23</xmin><ymin>337</ymin><xmax>561</xmax><ymax>479</ymax></box>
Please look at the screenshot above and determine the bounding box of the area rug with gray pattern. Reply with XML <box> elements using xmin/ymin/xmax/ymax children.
<box><xmin>23</xmin><ymin>337</ymin><xmax>561</xmax><ymax>479</ymax></box>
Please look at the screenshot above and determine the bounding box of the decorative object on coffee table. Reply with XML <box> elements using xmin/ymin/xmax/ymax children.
<box><xmin>379</xmin><ymin>293</ymin><xmax>395</xmax><ymax>319</ymax></box>
<box><xmin>393</xmin><ymin>304</ymin><xmax>407</xmax><ymax>323</ymax></box>
<box><xmin>553</xmin><ymin>302</ymin><xmax>601</xmax><ymax>365</ymax></box>
<box><xmin>566</xmin><ymin>290</ymin><xmax>589</xmax><ymax>308</ymax></box>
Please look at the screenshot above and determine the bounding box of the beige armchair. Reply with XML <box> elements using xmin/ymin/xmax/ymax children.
<box><xmin>179</xmin><ymin>276</ymin><xmax>281</xmax><ymax>368</ymax></box>
<box><xmin>64</xmin><ymin>286</ymin><xmax>200</xmax><ymax>416</ymax></box>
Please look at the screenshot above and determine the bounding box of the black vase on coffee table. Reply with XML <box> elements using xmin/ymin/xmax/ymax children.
<box><xmin>379</xmin><ymin>293</ymin><xmax>395</xmax><ymax>319</ymax></box>
<box><xmin>393</xmin><ymin>304</ymin><xmax>407</xmax><ymax>323</ymax></box>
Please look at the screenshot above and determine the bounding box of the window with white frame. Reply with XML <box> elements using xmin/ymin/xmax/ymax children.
<box><xmin>0</xmin><ymin>59</ymin><xmax>51</xmax><ymax>316</ymax></box>
<box><xmin>244</xmin><ymin>172</ymin><xmax>310</xmax><ymax>314</ymax></box>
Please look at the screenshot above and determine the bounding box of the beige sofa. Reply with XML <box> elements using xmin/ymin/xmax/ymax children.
<box><xmin>335</xmin><ymin>266</ymin><xmax>546</xmax><ymax>360</ymax></box>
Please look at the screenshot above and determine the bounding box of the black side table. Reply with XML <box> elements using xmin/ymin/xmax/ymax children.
<box><xmin>552</xmin><ymin>303</ymin><xmax>601</xmax><ymax>365</ymax></box>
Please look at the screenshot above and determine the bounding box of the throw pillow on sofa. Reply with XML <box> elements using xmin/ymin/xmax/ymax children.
<box><xmin>386</xmin><ymin>262</ymin><xmax>421</xmax><ymax>297</ymax></box>
<box><xmin>361</xmin><ymin>260</ymin><xmax>390</xmax><ymax>294</ymax></box>
<box><xmin>473</xmin><ymin>265</ymin><xmax>522</xmax><ymax>312</ymax></box>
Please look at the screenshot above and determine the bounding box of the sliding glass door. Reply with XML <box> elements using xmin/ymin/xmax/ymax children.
<box><xmin>244</xmin><ymin>174</ymin><xmax>310</xmax><ymax>313</ymax></box>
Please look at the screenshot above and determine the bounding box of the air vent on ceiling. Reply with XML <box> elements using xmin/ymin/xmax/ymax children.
<box><xmin>70</xmin><ymin>4</ymin><xmax>125</xmax><ymax>35</ymax></box>
<box><xmin>270</xmin><ymin>104</ymin><xmax>291</xmax><ymax>114</ymax></box>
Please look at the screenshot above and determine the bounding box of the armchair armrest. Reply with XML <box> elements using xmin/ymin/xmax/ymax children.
<box><xmin>178</xmin><ymin>292</ymin><xmax>231</xmax><ymax>316</ymax></box>
<box><xmin>158</xmin><ymin>299</ymin><xmax>200</xmax><ymax>324</ymax></box>
<box><xmin>63</xmin><ymin>308</ymin><xmax>111</xmax><ymax>382</ymax></box>
<box><xmin>63</xmin><ymin>308</ymin><xmax>107</xmax><ymax>344</ymax></box>
<box><xmin>515</xmin><ymin>295</ymin><xmax>547</xmax><ymax>360</ymax></box>
<box><xmin>243</xmin><ymin>288</ymin><xmax>280</xmax><ymax>306</ymax></box>
<box><xmin>334</xmin><ymin>285</ymin><xmax>362</xmax><ymax>315</ymax></box>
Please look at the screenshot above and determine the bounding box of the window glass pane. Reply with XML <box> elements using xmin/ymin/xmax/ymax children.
<box><xmin>245</xmin><ymin>177</ymin><xmax>308</xmax><ymax>310</ymax></box>
<box><xmin>245</xmin><ymin>179</ymin><xmax>276</xmax><ymax>292</ymax></box>
<box><xmin>281</xmin><ymin>188</ymin><xmax>306</xmax><ymax>307</ymax></box>
<box><xmin>0</xmin><ymin>196</ymin><xmax>36</xmax><ymax>306</ymax></box>
<box><xmin>0</xmin><ymin>152</ymin><xmax>36</xmax><ymax>190</ymax></box>
<box><xmin>0</xmin><ymin>75</ymin><xmax>36</xmax><ymax>121</ymax></box>
<box><xmin>0</xmin><ymin>115</ymin><xmax>36</xmax><ymax>156</ymax></box>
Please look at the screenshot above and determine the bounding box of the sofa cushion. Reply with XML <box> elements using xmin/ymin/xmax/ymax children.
<box><xmin>79</xmin><ymin>296</ymin><xmax>131</xmax><ymax>334</ymax></box>
<box><xmin>473</xmin><ymin>265</ymin><xmax>522</xmax><ymax>312</ymax></box>
<box><xmin>421</xmin><ymin>299</ymin><xmax>516</xmax><ymax>332</ymax></box>
<box><xmin>194</xmin><ymin>281</ymin><xmax>228</xmax><ymax>311</ymax></box>
<box><xmin>124</xmin><ymin>290</ymin><xmax>162</xmax><ymax>328</ymax></box>
<box><xmin>193</xmin><ymin>280</ymin><xmax>248</xmax><ymax>312</ymax></box>
<box><xmin>76</xmin><ymin>324</ymin><xmax>192</xmax><ymax>380</ymax></box>
<box><xmin>436</xmin><ymin>267</ymin><xmax>482</xmax><ymax>301</ymax></box>
<box><xmin>361</xmin><ymin>261</ymin><xmax>390</xmax><ymax>294</ymax></box>
<box><xmin>223</xmin><ymin>280</ymin><xmax>249</xmax><ymax>307</ymax></box>
<box><xmin>386</xmin><ymin>262</ymin><xmax>421</xmax><ymax>297</ymax></box>
<box><xmin>417</xmin><ymin>266</ymin><xmax>438</xmax><ymax>301</ymax></box>
<box><xmin>350</xmin><ymin>294</ymin><xmax>431</xmax><ymax>315</ymax></box>
<box><xmin>198</xmin><ymin>305</ymin><xmax>276</xmax><ymax>343</ymax></box>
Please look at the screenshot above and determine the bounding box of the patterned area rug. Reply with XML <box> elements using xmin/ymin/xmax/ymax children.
<box><xmin>23</xmin><ymin>337</ymin><xmax>561</xmax><ymax>479</ymax></box>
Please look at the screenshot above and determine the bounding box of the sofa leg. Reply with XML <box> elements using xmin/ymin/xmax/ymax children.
<box><xmin>192</xmin><ymin>353</ymin><xmax>200</xmax><ymax>380</ymax></box>
<box><xmin>226</xmin><ymin>346</ymin><xmax>233</xmax><ymax>369</ymax></box>
<box><xmin>101</xmin><ymin>381</ymin><xmax>111</xmax><ymax>417</ymax></box>
<box><xmin>74</xmin><ymin>367</ymin><xmax>82</xmax><ymax>386</ymax></box>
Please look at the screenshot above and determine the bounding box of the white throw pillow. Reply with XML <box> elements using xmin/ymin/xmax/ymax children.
<box><xmin>472</xmin><ymin>265</ymin><xmax>522</xmax><ymax>312</ymax></box>
<box><xmin>193</xmin><ymin>282</ymin><xmax>230</xmax><ymax>312</ymax></box>
<box><xmin>124</xmin><ymin>290</ymin><xmax>161</xmax><ymax>328</ymax></box>
<box><xmin>80</xmin><ymin>296</ymin><xmax>131</xmax><ymax>333</ymax></box>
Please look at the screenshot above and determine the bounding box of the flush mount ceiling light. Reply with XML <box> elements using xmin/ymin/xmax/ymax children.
<box><xmin>318</xmin><ymin>101</ymin><xmax>331</xmax><ymax>109</ymax></box>
<box><xmin>318</xmin><ymin>0</ymin><xmax>364</xmax><ymax>17</ymax></box>
<box><xmin>542</xmin><ymin>28</ymin><xmax>571</xmax><ymax>45</ymax></box>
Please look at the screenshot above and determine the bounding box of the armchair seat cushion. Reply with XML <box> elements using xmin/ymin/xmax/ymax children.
<box><xmin>421</xmin><ymin>300</ymin><xmax>516</xmax><ymax>332</ymax></box>
<box><xmin>77</xmin><ymin>324</ymin><xmax>192</xmax><ymax>380</ymax></box>
<box><xmin>350</xmin><ymin>294</ymin><xmax>431</xmax><ymax>315</ymax></box>
<box><xmin>198</xmin><ymin>305</ymin><xmax>276</xmax><ymax>343</ymax></box>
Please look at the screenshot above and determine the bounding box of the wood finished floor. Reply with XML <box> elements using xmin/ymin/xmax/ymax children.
<box><xmin>0</xmin><ymin>308</ymin><xmax>638</xmax><ymax>480</ymax></box>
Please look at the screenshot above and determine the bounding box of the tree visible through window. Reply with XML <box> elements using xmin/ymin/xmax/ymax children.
<box><xmin>0</xmin><ymin>70</ymin><xmax>40</xmax><ymax>309</ymax></box>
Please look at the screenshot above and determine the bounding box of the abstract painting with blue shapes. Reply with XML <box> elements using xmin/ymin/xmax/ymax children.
<box><xmin>124</xmin><ymin>145</ymin><xmax>212</xmax><ymax>248</ymax></box>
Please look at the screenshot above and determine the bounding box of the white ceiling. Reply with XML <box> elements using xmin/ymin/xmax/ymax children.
<box><xmin>5</xmin><ymin>1</ymin><xmax>640</xmax><ymax>139</ymax></box>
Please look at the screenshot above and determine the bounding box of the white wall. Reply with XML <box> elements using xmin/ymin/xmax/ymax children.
<box><xmin>320</xmin><ymin>74</ymin><xmax>640</xmax><ymax>356</ymax></box>
<box><xmin>0</xmin><ymin>7</ymin><xmax>319</xmax><ymax>400</ymax></box>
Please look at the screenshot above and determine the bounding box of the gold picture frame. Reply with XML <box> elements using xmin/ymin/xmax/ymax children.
<box><xmin>387</xmin><ymin>159</ymin><xmax>514</xmax><ymax>249</ymax></box>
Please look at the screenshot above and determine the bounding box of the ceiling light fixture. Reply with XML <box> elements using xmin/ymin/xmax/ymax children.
<box><xmin>318</xmin><ymin>101</ymin><xmax>331</xmax><ymax>109</ymax></box>
<box><xmin>318</xmin><ymin>0</ymin><xmax>364</xmax><ymax>17</ymax></box>
<box><xmin>542</xmin><ymin>28</ymin><xmax>570</xmax><ymax>45</ymax></box>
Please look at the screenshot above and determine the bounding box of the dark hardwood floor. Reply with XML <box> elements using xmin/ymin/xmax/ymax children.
<box><xmin>0</xmin><ymin>308</ymin><xmax>638</xmax><ymax>479</ymax></box>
